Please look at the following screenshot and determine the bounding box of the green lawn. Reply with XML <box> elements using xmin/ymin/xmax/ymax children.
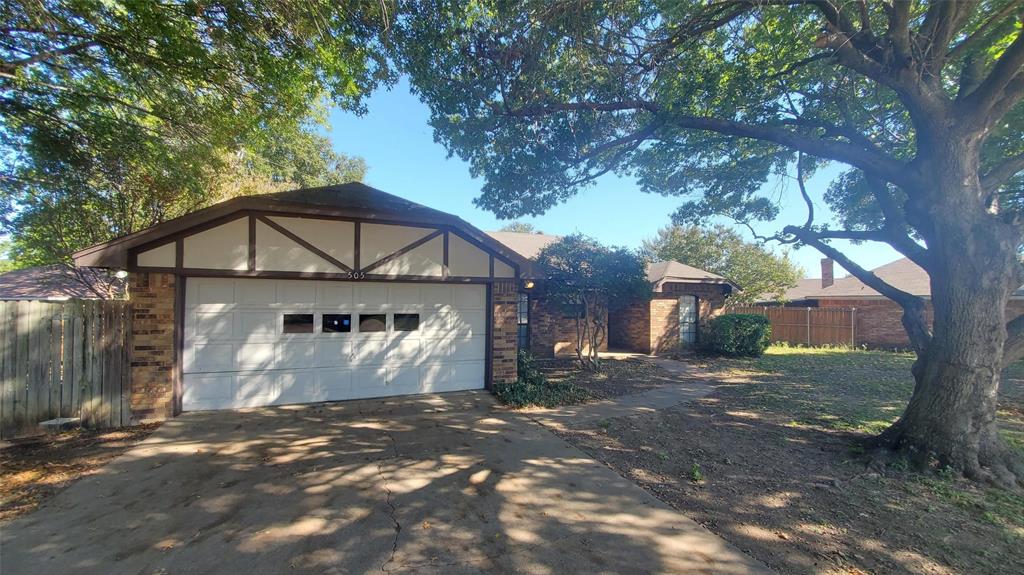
<box><xmin>695</xmin><ymin>346</ymin><xmax>1024</xmax><ymax>551</ymax></box>
<box><xmin>698</xmin><ymin>346</ymin><xmax>1024</xmax><ymax>448</ymax></box>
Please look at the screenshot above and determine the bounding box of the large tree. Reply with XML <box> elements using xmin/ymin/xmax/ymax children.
<box><xmin>642</xmin><ymin>224</ymin><xmax>803</xmax><ymax>304</ymax></box>
<box><xmin>396</xmin><ymin>1</ymin><xmax>1024</xmax><ymax>485</ymax></box>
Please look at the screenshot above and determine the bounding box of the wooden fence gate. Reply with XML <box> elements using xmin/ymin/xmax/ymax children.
<box><xmin>730</xmin><ymin>306</ymin><xmax>855</xmax><ymax>347</ymax></box>
<box><xmin>0</xmin><ymin>300</ymin><xmax>131</xmax><ymax>439</ymax></box>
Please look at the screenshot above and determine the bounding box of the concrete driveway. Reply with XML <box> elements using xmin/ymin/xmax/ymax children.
<box><xmin>1</xmin><ymin>392</ymin><xmax>769</xmax><ymax>574</ymax></box>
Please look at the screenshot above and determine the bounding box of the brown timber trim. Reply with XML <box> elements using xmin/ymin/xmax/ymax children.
<box><xmin>148</xmin><ymin>268</ymin><xmax>496</xmax><ymax>283</ymax></box>
<box><xmin>449</xmin><ymin>228</ymin><xmax>518</xmax><ymax>270</ymax></box>
<box><xmin>256</xmin><ymin>215</ymin><xmax>354</xmax><ymax>273</ymax></box>
<box><xmin>174</xmin><ymin>238</ymin><xmax>184</xmax><ymax>269</ymax></box>
<box><xmin>247</xmin><ymin>215</ymin><xmax>256</xmax><ymax>271</ymax></box>
<box><xmin>361</xmin><ymin>228</ymin><xmax>444</xmax><ymax>273</ymax></box>
<box><xmin>354</xmin><ymin>221</ymin><xmax>361</xmax><ymax>272</ymax></box>
<box><xmin>442</xmin><ymin>231</ymin><xmax>450</xmax><ymax>280</ymax></box>
<box><xmin>489</xmin><ymin>255</ymin><xmax>495</xmax><ymax>278</ymax></box>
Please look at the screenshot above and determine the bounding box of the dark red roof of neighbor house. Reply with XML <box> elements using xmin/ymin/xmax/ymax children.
<box><xmin>774</xmin><ymin>257</ymin><xmax>1024</xmax><ymax>302</ymax></box>
<box><xmin>0</xmin><ymin>265</ymin><xmax>126</xmax><ymax>300</ymax></box>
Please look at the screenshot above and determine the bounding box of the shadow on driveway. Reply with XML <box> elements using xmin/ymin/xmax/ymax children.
<box><xmin>1</xmin><ymin>391</ymin><xmax>769</xmax><ymax>574</ymax></box>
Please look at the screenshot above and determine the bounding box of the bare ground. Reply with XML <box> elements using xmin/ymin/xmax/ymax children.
<box><xmin>0</xmin><ymin>424</ymin><xmax>160</xmax><ymax>521</ymax></box>
<box><xmin>555</xmin><ymin>348</ymin><xmax>1024</xmax><ymax>575</ymax></box>
<box><xmin>539</xmin><ymin>355</ymin><xmax>675</xmax><ymax>399</ymax></box>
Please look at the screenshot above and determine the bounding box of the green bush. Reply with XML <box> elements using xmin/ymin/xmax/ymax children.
<box><xmin>492</xmin><ymin>350</ymin><xmax>591</xmax><ymax>408</ymax></box>
<box><xmin>704</xmin><ymin>314</ymin><xmax>772</xmax><ymax>357</ymax></box>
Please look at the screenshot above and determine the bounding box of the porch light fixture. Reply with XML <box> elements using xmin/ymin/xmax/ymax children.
<box><xmin>523</xmin><ymin>280</ymin><xmax>535</xmax><ymax>289</ymax></box>
<box><xmin>114</xmin><ymin>269</ymin><xmax>129</xmax><ymax>279</ymax></box>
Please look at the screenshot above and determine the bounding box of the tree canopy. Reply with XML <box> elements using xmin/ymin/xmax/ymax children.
<box><xmin>394</xmin><ymin>1</ymin><xmax>1024</xmax><ymax>484</ymax></box>
<box><xmin>642</xmin><ymin>225</ymin><xmax>803</xmax><ymax>304</ymax></box>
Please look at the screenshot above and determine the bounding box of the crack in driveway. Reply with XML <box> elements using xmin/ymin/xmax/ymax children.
<box><xmin>377</xmin><ymin>428</ymin><xmax>402</xmax><ymax>572</ymax></box>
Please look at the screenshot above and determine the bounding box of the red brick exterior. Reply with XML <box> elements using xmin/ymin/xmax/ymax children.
<box><xmin>491</xmin><ymin>281</ymin><xmax>519</xmax><ymax>385</ymax></box>
<box><xmin>609</xmin><ymin>282</ymin><xmax>731</xmax><ymax>354</ymax></box>
<box><xmin>817</xmin><ymin>298</ymin><xmax>1024</xmax><ymax>349</ymax></box>
<box><xmin>527</xmin><ymin>293</ymin><xmax>608</xmax><ymax>358</ymax></box>
<box><xmin>129</xmin><ymin>272</ymin><xmax>176</xmax><ymax>422</ymax></box>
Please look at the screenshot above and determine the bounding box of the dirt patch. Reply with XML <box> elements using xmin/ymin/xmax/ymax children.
<box><xmin>0</xmin><ymin>424</ymin><xmax>159</xmax><ymax>521</ymax></box>
<box><xmin>540</xmin><ymin>356</ymin><xmax>674</xmax><ymax>399</ymax></box>
<box><xmin>556</xmin><ymin>349</ymin><xmax>1024</xmax><ymax>575</ymax></box>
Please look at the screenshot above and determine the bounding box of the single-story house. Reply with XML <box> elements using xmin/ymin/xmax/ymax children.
<box><xmin>72</xmin><ymin>183</ymin><xmax>737</xmax><ymax>421</ymax></box>
<box><xmin>484</xmin><ymin>233</ymin><xmax>738</xmax><ymax>356</ymax></box>
<box><xmin>0</xmin><ymin>265</ymin><xmax>127</xmax><ymax>300</ymax></box>
<box><xmin>761</xmin><ymin>257</ymin><xmax>1024</xmax><ymax>348</ymax></box>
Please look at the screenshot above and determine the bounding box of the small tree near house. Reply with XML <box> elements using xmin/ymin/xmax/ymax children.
<box><xmin>536</xmin><ymin>234</ymin><xmax>650</xmax><ymax>371</ymax></box>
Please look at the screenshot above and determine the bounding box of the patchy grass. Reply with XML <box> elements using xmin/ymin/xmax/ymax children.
<box><xmin>542</xmin><ymin>356</ymin><xmax>672</xmax><ymax>399</ymax></box>
<box><xmin>495</xmin><ymin>354</ymin><xmax>678</xmax><ymax>408</ymax></box>
<box><xmin>1</xmin><ymin>425</ymin><xmax>159</xmax><ymax>522</ymax></box>
<box><xmin>557</xmin><ymin>347</ymin><xmax>1024</xmax><ymax>575</ymax></box>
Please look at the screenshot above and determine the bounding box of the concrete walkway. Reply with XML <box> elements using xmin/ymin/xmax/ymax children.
<box><xmin>1</xmin><ymin>391</ymin><xmax>771</xmax><ymax>575</ymax></box>
<box><xmin>523</xmin><ymin>354</ymin><xmax>723</xmax><ymax>430</ymax></box>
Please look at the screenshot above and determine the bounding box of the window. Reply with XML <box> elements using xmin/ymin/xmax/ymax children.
<box><xmin>322</xmin><ymin>314</ymin><xmax>352</xmax><ymax>333</ymax></box>
<box><xmin>283</xmin><ymin>313</ymin><xmax>314</xmax><ymax>333</ymax></box>
<box><xmin>358</xmin><ymin>314</ymin><xmax>387</xmax><ymax>332</ymax></box>
<box><xmin>517</xmin><ymin>293</ymin><xmax>530</xmax><ymax>350</ymax></box>
<box><xmin>679</xmin><ymin>295</ymin><xmax>698</xmax><ymax>345</ymax></box>
<box><xmin>394</xmin><ymin>313</ymin><xmax>419</xmax><ymax>332</ymax></box>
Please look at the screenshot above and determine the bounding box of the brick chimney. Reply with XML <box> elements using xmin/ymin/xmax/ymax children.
<box><xmin>821</xmin><ymin>258</ymin><xmax>834</xmax><ymax>288</ymax></box>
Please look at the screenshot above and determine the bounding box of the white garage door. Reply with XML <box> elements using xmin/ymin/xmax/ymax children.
<box><xmin>182</xmin><ymin>278</ymin><xmax>487</xmax><ymax>411</ymax></box>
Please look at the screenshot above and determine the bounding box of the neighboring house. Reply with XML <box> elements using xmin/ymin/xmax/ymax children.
<box><xmin>760</xmin><ymin>257</ymin><xmax>1024</xmax><ymax>348</ymax></box>
<box><xmin>609</xmin><ymin>261</ymin><xmax>736</xmax><ymax>354</ymax></box>
<box><xmin>487</xmin><ymin>233</ymin><xmax>738</xmax><ymax>356</ymax></box>
<box><xmin>0</xmin><ymin>265</ymin><xmax>126</xmax><ymax>300</ymax></box>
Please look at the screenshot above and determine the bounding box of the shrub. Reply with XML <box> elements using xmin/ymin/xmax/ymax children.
<box><xmin>492</xmin><ymin>350</ymin><xmax>592</xmax><ymax>408</ymax></box>
<box><xmin>704</xmin><ymin>314</ymin><xmax>771</xmax><ymax>357</ymax></box>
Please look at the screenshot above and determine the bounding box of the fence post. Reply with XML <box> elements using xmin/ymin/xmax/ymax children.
<box><xmin>806</xmin><ymin>307</ymin><xmax>811</xmax><ymax>345</ymax></box>
<box><xmin>850</xmin><ymin>307</ymin><xmax>856</xmax><ymax>346</ymax></box>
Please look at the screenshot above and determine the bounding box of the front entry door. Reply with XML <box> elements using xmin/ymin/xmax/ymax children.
<box><xmin>679</xmin><ymin>295</ymin><xmax>698</xmax><ymax>346</ymax></box>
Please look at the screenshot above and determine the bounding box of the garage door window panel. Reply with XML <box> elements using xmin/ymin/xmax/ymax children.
<box><xmin>323</xmin><ymin>313</ymin><xmax>352</xmax><ymax>333</ymax></box>
<box><xmin>283</xmin><ymin>313</ymin><xmax>314</xmax><ymax>333</ymax></box>
<box><xmin>359</xmin><ymin>314</ymin><xmax>387</xmax><ymax>332</ymax></box>
<box><xmin>394</xmin><ymin>313</ymin><xmax>420</xmax><ymax>331</ymax></box>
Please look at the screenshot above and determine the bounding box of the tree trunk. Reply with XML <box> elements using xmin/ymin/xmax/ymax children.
<box><xmin>876</xmin><ymin>132</ymin><xmax>1023</xmax><ymax>487</ymax></box>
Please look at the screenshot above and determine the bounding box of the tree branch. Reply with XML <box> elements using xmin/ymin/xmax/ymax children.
<box><xmin>982</xmin><ymin>152</ymin><xmax>1024</xmax><ymax>193</ymax></box>
<box><xmin>783</xmin><ymin>225</ymin><xmax>932</xmax><ymax>352</ymax></box>
<box><xmin>506</xmin><ymin>100</ymin><xmax>918</xmax><ymax>189</ymax></box>
<box><xmin>958</xmin><ymin>18</ymin><xmax>1024</xmax><ymax>125</ymax></box>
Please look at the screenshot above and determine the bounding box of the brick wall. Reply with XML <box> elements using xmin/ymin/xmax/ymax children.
<box><xmin>609</xmin><ymin>281</ymin><xmax>730</xmax><ymax>355</ymax></box>
<box><xmin>528</xmin><ymin>293</ymin><xmax>608</xmax><ymax>358</ymax></box>
<box><xmin>491</xmin><ymin>280</ymin><xmax>519</xmax><ymax>385</ymax></box>
<box><xmin>818</xmin><ymin>298</ymin><xmax>1024</xmax><ymax>349</ymax></box>
<box><xmin>129</xmin><ymin>272</ymin><xmax>176</xmax><ymax>422</ymax></box>
<box><xmin>609</xmin><ymin>299</ymin><xmax>651</xmax><ymax>352</ymax></box>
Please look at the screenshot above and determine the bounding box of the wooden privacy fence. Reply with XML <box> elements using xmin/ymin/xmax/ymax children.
<box><xmin>1</xmin><ymin>300</ymin><xmax>131</xmax><ymax>439</ymax></box>
<box><xmin>730</xmin><ymin>306</ymin><xmax>855</xmax><ymax>346</ymax></box>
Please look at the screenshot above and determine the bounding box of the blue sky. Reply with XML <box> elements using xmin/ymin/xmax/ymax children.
<box><xmin>328</xmin><ymin>78</ymin><xmax>900</xmax><ymax>279</ymax></box>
